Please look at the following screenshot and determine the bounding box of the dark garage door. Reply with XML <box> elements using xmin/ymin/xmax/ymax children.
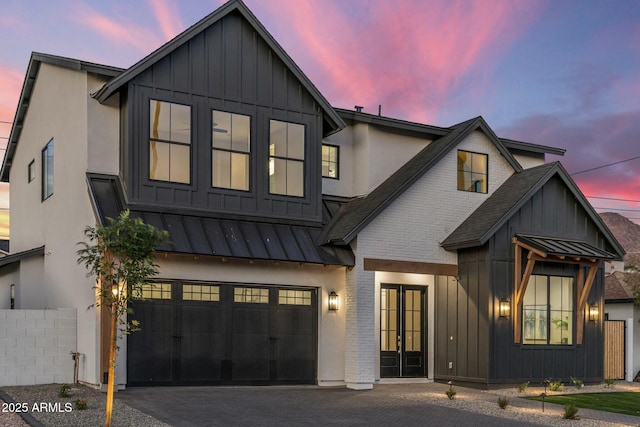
<box><xmin>127</xmin><ymin>283</ymin><xmax>317</xmax><ymax>386</ymax></box>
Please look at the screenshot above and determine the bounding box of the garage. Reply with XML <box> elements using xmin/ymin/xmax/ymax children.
<box><xmin>127</xmin><ymin>282</ymin><xmax>317</xmax><ymax>386</ymax></box>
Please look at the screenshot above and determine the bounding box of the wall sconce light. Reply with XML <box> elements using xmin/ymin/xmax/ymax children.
<box><xmin>588</xmin><ymin>303</ymin><xmax>599</xmax><ymax>322</ymax></box>
<box><xmin>10</xmin><ymin>284</ymin><xmax>15</xmax><ymax>309</ymax></box>
<box><xmin>499</xmin><ymin>298</ymin><xmax>510</xmax><ymax>318</ymax></box>
<box><xmin>111</xmin><ymin>281</ymin><xmax>120</xmax><ymax>297</ymax></box>
<box><xmin>328</xmin><ymin>291</ymin><xmax>339</xmax><ymax>311</ymax></box>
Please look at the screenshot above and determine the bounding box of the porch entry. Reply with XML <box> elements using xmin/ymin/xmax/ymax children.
<box><xmin>380</xmin><ymin>284</ymin><xmax>426</xmax><ymax>377</ymax></box>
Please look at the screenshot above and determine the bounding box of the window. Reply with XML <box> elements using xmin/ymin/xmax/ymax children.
<box><xmin>278</xmin><ymin>289</ymin><xmax>312</xmax><ymax>306</ymax></box>
<box><xmin>322</xmin><ymin>144</ymin><xmax>339</xmax><ymax>179</ymax></box>
<box><xmin>234</xmin><ymin>287</ymin><xmax>268</xmax><ymax>303</ymax></box>
<box><xmin>183</xmin><ymin>284</ymin><xmax>220</xmax><ymax>302</ymax></box>
<box><xmin>28</xmin><ymin>160</ymin><xmax>35</xmax><ymax>183</ymax></box>
<box><xmin>137</xmin><ymin>283</ymin><xmax>172</xmax><ymax>300</ymax></box>
<box><xmin>212</xmin><ymin>110</ymin><xmax>250</xmax><ymax>190</ymax></box>
<box><xmin>269</xmin><ymin>120</ymin><xmax>305</xmax><ymax>197</ymax></box>
<box><xmin>149</xmin><ymin>99</ymin><xmax>191</xmax><ymax>184</ymax></box>
<box><xmin>522</xmin><ymin>275</ymin><xmax>573</xmax><ymax>345</ymax></box>
<box><xmin>41</xmin><ymin>139</ymin><xmax>53</xmax><ymax>200</ymax></box>
<box><xmin>457</xmin><ymin>150</ymin><xmax>487</xmax><ymax>193</ymax></box>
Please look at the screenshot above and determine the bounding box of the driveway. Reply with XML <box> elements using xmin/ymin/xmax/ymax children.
<box><xmin>116</xmin><ymin>383</ymin><xmax>541</xmax><ymax>427</ymax></box>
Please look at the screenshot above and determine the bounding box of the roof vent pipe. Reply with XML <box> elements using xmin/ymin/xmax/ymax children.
<box><xmin>378</xmin><ymin>105</ymin><xmax>382</xmax><ymax>116</ymax></box>
<box><xmin>355</xmin><ymin>105</ymin><xmax>363</xmax><ymax>113</ymax></box>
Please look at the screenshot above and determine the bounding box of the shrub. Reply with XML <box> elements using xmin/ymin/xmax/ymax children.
<box><xmin>562</xmin><ymin>402</ymin><xmax>579</xmax><ymax>420</ymax></box>
<box><xmin>549</xmin><ymin>379</ymin><xmax>564</xmax><ymax>392</ymax></box>
<box><xmin>604</xmin><ymin>378</ymin><xmax>615</xmax><ymax>388</ymax></box>
<box><xmin>497</xmin><ymin>396</ymin><xmax>509</xmax><ymax>409</ymax></box>
<box><xmin>75</xmin><ymin>399</ymin><xmax>88</xmax><ymax>410</ymax></box>
<box><xmin>518</xmin><ymin>381</ymin><xmax>530</xmax><ymax>393</ymax></box>
<box><xmin>570</xmin><ymin>377</ymin><xmax>584</xmax><ymax>388</ymax></box>
<box><xmin>59</xmin><ymin>384</ymin><xmax>71</xmax><ymax>398</ymax></box>
<box><xmin>446</xmin><ymin>381</ymin><xmax>456</xmax><ymax>400</ymax></box>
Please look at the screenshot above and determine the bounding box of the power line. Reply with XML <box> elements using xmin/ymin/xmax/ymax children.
<box><xmin>593</xmin><ymin>206</ymin><xmax>640</xmax><ymax>212</ymax></box>
<box><xmin>0</xmin><ymin>121</ymin><xmax>12</xmax><ymax>124</ymax></box>
<box><xmin>586</xmin><ymin>195</ymin><xmax>640</xmax><ymax>203</ymax></box>
<box><xmin>571</xmin><ymin>155</ymin><xmax>640</xmax><ymax>176</ymax></box>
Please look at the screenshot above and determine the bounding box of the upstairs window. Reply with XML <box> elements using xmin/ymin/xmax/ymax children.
<box><xmin>457</xmin><ymin>150</ymin><xmax>487</xmax><ymax>193</ymax></box>
<box><xmin>269</xmin><ymin>120</ymin><xmax>305</xmax><ymax>197</ymax></box>
<box><xmin>41</xmin><ymin>139</ymin><xmax>53</xmax><ymax>200</ymax></box>
<box><xmin>212</xmin><ymin>110</ymin><xmax>250</xmax><ymax>191</ymax></box>
<box><xmin>322</xmin><ymin>144</ymin><xmax>339</xmax><ymax>179</ymax></box>
<box><xmin>522</xmin><ymin>275</ymin><xmax>574</xmax><ymax>345</ymax></box>
<box><xmin>149</xmin><ymin>100</ymin><xmax>191</xmax><ymax>184</ymax></box>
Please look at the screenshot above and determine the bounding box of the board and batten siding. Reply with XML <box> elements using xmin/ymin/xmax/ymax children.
<box><xmin>123</xmin><ymin>10</ymin><xmax>324</xmax><ymax>224</ymax></box>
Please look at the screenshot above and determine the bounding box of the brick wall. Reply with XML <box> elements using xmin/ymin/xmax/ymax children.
<box><xmin>0</xmin><ymin>309</ymin><xmax>76</xmax><ymax>386</ymax></box>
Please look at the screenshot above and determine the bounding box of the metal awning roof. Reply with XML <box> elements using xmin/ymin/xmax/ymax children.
<box><xmin>516</xmin><ymin>234</ymin><xmax>617</xmax><ymax>260</ymax></box>
<box><xmin>86</xmin><ymin>174</ymin><xmax>354</xmax><ymax>267</ymax></box>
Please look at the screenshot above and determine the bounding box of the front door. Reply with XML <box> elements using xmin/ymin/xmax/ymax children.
<box><xmin>380</xmin><ymin>285</ymin><xmax>426</xmax><ymax>377</ymax></box>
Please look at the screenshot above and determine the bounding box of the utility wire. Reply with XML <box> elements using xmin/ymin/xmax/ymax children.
<box><xmin>586</xmin><ymin>195</ymin><xmax>640</xmax><ymax>203</ymax></box>
<box><xmin>571</xmin><ymin>155</ymin><xmax>640</xmax><ymax>176</ymax></box>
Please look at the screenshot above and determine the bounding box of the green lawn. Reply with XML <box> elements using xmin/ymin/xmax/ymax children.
<box><xmin>528</xmin><ymin>392</ymin><xmax>640</xmax><ymax>417</ymax></box>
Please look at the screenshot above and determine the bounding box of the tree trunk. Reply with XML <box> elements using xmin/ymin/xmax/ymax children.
<box><xmin>105</xmin><ymin>303</ymin><xmax>117</xmax><ymax>427</ymax></box>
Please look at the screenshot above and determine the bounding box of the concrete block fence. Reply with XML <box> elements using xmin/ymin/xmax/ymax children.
<box><xmin>0</xmin><ymin>309</ymin><xmax>76</xmax><ymax>386</ymax></box>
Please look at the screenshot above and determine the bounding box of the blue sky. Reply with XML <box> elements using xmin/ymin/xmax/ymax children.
<box><xmin>1</xmin><ymin>0</ymin><xmax>640</xmax><ymax>235</ymax></box>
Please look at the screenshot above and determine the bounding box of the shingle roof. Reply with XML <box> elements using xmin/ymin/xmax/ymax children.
<box><xmin>320</xmin><ymin>116</ymin><xmax>522</xmax><ymax>245</ymax></box>
<box><xmin>441</xmin><ymin>162</ymin><xmax>625</xmax><ymax>259</ymax></box>
<box><xmin>92</xmin><ymin>0</ymin><xmax>344</xmax><ymax>135</ymax></box>
<box><xmin>87</xmin><ymin>174</ymin><xmax>354</xmax><ymax>266</ymax></box>
<box><xmin>605</xmin><ymin>271</ymin><xmax>635</xmax><ymax>302</ymax></box>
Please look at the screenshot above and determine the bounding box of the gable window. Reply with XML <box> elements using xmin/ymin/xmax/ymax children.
<box><xmin>149</xmin><ymin>99</ymin><xmax>191</xmax><ymax>184</ymax></box>
<box><xmin>41</xmin><ymin>139</ymin><xmax>53</xmax><ymax>200</ymax></box>
<box><xmin>457</xmin><ymin>150</ymin><xmax>487</xmax><ymax>193</ymax></box>
<box><xmin>522</xmin><ymin>275</ymin><xmax>573</xmax><ymax>345</ymax></box>
<box><xmin>269</xmin><ymin>120</ymin><xmax>304</xmax><ymax>197</ymax></box>
<box><xmin>212</xmin><ymin>110</ymin><xmax>250</xmax><ymax>191</ymax></box>
<box><xmin>322</xmin><ymin>144</ymin><xmax>339</xmax><ymax>179</ymax></box>
<box><xmin>28</xmin><ymin>159</ymin><xmax>35</xmax><ymax>183</ymax></box>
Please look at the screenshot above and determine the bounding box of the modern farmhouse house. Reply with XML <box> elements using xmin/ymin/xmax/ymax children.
<box><xmin>0</xmin><ymin>0</ymin><xmax>624</xmax><ymax>390</ymax></box>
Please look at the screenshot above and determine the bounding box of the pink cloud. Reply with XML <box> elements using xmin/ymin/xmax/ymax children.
<box><xmin>0</xmin><ymin>65</ymin><xmax>24</xmax><ymax>148</ymax></box>
<box><xmin>147</xmin><ymin>0</ymin><xmax>185</xmax><ymax>41</ymax></box>
<box><xmin>258</xmin><ymin>0</ymin><xmax>543</xmax><ymax>124</ymax></box>
<box><xmin>72</xmin><ymin>3</ymin><xmax>164</xmax><ymax>54</ymax></box>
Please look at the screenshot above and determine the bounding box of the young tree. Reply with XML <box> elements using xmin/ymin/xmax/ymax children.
<box><xmin>77</xmin><ymin>210</ymin><xmax>169</xmax><ymax>427</ymax></box>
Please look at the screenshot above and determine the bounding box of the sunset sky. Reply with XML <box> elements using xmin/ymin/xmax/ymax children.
<box><xmin>1</xmin><ymin>0</ymin><xmax>640</xmax><ymax>239</ymax></box>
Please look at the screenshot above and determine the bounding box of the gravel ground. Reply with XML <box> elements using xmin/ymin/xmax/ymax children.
<box><xmin>402</xmin><ymin>381</ymin><xmax>640</xmax><ymax>427</ymax></box>
<box><xmin>1</xmin><ymin>381</ymin><xmax>639</xmax><ymax>426</ymax></box>
<box><xmin>0</xmin><ymin>384</ymin><xmax>169</xmax><ymax>427</ymax></box>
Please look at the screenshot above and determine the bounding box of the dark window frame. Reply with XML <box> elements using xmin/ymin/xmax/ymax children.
<box><xmin>457</xmin><ymin>149</ymin><xmax>488</xmax><ymax>194</ymax></box>
<box><xmin>321</xmin><ymin>144</ymin><xmax>339</xmax><ymax>179</ymax></box>
<box><xmin>149</xmin><ymin>99</ymin><xmax>192</xmax><ymax>185</ymax></box>
<box><xmin>268</xmin><ymin>119</ymin><xmax>306</xmax><ymax>198</ymax></box>
<box><xmin>522</xmin><ymin>274</ymin><xmax>575</xmax><ymax>346</ymax></box>
<box><xmin>41</xmin><ymin>139</ymin><xmax>54</xmax><ymax>201</ymax></box>
<box><xmin>28</xmin><ymin>159</ymin><xmax>35</xmax><ymax>183</ymax></box>
<box><xmin>211</xmin><ymin>109</ymin><xmax>251</xmax><ymax>192</ymax></box>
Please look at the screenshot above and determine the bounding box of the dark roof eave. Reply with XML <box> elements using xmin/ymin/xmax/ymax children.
<box><xmin>0</xmin><ymin>246</ymin><xmax>45</xmax><ymax>269</ymax></box>
<box><xmin>501</xmin><ymin>138</ymin><xmax>566</xmax><ymax>156</ymax></box>
<box><xmin>92</xmin><ymin>0</ymin><xmax>344</xmax><ymax>134</ymax></box>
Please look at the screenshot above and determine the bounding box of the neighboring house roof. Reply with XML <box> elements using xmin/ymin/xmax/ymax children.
<box><xmin>0</xmin><ymin>52</ymin><xmax>123</xmax><ymax>182</ymax></box>
<box><xmin>92</xmin><ymin>0</ymin><xmax>345</xmax><ymax>136</ymax></box>
<box><xmin>605</xmin><ymin>271</ymin><xmax>636</xmax><ymax>302</ymax></box>
<box><xmin>441</xmin><ymin>161</ymin><xmax>625</xmax><ymax>259</ymax></box>
<box><xmin>0</xmin><ymin>240</ymin><xmax>9</xmax><ymax>253</ymax></box>
<box><xmin>0</xmin><ymin>246</ymin><xmax>45</xmax><ymax>269</ymax></box>
<box><xmin>87</xmin><ymin>174</ymin><xmax>354</xmax><ymax>267</ymax></box>
<box><xmin>320</xmin><ymin>116</ymin><xmax>523</xmax><ymax>245</ymax></box>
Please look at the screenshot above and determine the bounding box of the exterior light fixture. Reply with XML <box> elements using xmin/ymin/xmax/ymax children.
<box><xmin>588</xmin><ymin>304</ymin><xmax>599</xmax><ymax>322</ymax></box>
<box><xmin>499</xmin><ymin>298</ymin><xmax>510</xmax><ymax>318</ymax></box>
<box><xmin>10</xmin><ymin>284</ymin><xmax>15</xmax><ymax>309</ymax></box>
<box><xmin>111</xmin><ymin>281</ymin><xmax>120</xmax><ymax>297</ymax></box>
<box><xmin>328</xmin><ymin>291</ymin><xmax>339</xmax><ymax>311</ymax></box>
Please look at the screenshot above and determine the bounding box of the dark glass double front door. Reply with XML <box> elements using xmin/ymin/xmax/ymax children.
<box><xmin>380</xmin><ymin>285</ymin><xmax>426</xmax><ymax>377</ymax></box>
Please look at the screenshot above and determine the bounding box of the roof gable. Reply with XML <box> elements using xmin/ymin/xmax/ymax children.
<box><xmin>92</xmin><ymin>0</ymin><xmax>344</xmax><ymax>134</ymax></box>
<box><xmin>320</xmin><ymin>116</ymin><xmax>522</xmax><ymax>245</ymax></box>
<box><xmin>441</xmin><ymin>161</ymin><xmax>625</xmax><ymax>258</ymax></box>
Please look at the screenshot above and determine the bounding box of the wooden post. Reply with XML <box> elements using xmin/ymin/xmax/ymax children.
<box><xmin>105</xmin><ymin>300</ymin><xmax>117</xmax><ymax>427</ymax></box>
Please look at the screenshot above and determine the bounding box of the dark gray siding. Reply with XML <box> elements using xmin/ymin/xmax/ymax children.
<box><xmin>438</xmin><ymin>175</ymin><xmax>606</xmax><ymax>386</ymax></box>
<box><xmin>124</xmin><ymin>10</ymin><xmax>324</xmax><ymax>223</ymax></box>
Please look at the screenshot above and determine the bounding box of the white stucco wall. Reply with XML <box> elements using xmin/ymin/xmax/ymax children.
<box><xmin>4</xmin><ymin>62</ymin><xmax>120</xmax><ymax>387</ymax></box>
<box><xmin>605</xmin><ymin>303</ymin><xmax>640</xmax><ymax>382</ymax></box>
